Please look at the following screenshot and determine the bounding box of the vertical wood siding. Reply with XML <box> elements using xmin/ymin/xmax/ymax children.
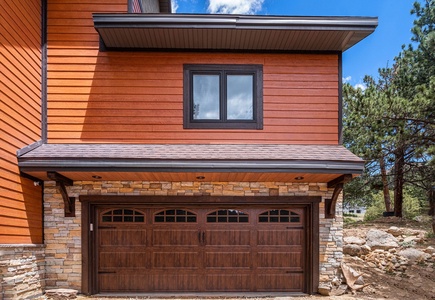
<box><xmin>0</xmin><ymin>0</ymin><xmax>42</xmax><ymax>244</ymax></box>
<box><xmin>47</xmin><ymin>1</ymin><xmax>339</xmax><ymax>145</ymax></box>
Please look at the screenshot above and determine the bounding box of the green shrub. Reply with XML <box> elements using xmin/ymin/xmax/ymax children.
<box><xmin>363</xmin><ymin>190</ymin><xmax>422</xmax><ymax>221</ymax></box>
<box><xmin>402</xmin><ymin>192</ymin><xmax>421</xmax><ymax>219</ymax></box>
<box><xmin>344</xmin><ymin>217</ymin><xmax>358</xmax><ymax>225</ymax></box>
<box><xmin>364</xmin><ymin>192</ymin><xmax>385</xmax><ymax>221</ymax></box>
<box><xmin>343</xmin><ymin>213</ymin><xmax>358</xmax><ymax>217</ymax></box>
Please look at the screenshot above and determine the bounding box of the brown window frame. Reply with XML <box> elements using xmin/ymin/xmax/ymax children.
<box><xmin>153</xmin><ymin>209</ymin><xmax>197</xmax><ymax>223</ymax></box>
<box><xmin>100</xmin><ymin>208</ymin><xmax>145</xmax><ymax>223</ymax></box>
<box><xmin>183</xmin><ymin>64</ymin><xmax>263</xmax><ymax>129</ymax></box>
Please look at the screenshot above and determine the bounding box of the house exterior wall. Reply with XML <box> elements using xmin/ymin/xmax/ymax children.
<box><xmin>43</xmin><ymin>180</ymin><xmax>343</xmax><ymax>291</ymax></box>
<box><xmin>0</xmin><ymin>0</ymin><xmax>43</xmax><ymax>244</ymax></box>
<box><xmin>47</xmin><ymin>0</ymin><xmax>340</xmax><ymax>145</ymax></box>
<box><xmin>0</xmin><ymin>1</ymin><xmax>45</xmax><ymax>298</ymax></box>
<box><xmin>0</xmin><ymin>245</ymin><xmax>45</xmax><ymax>299</ymax></box>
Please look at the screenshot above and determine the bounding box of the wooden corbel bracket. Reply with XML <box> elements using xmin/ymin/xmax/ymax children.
<box><xmin>325</xmin><ymin>174</ymin><xmax>352</xmax><ymax>219</ymax></box>
<box><xmin>47</xmin><ymin>171</ymin><xmax>75</xmax><ymax>217</ymax></box>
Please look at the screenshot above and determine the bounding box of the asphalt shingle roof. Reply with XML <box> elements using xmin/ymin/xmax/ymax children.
<box><xmin>19</xmin><ymin>143</ymin><xmax>363</xmax><ymax>162</ymax></box>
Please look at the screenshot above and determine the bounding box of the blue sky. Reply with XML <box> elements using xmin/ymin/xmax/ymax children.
<box><xmin>172</xmin><ymin>0</ymin><xmax>418</xmax><ymax>88</ymax></box>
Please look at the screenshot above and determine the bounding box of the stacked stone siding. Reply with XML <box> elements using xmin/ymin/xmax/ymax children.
<box><xmin>0</xmin><ymin>245</ymin><xmax>45</xmax><ymax>299</ymax></box>
<box><xmin>43</xmin><ymin>180</ymin><xmax>343</xmax><ymax>291</ymax></box>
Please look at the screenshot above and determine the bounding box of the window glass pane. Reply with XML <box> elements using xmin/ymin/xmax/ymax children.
<box><xmin>239</xmin><ymin>216</ymin><xmax>249</xmax><ymax>223</ymax></box>
<box><xmin>227</xmin><ymin>75</ymin><xmax>253</xmax><ymax>120</ymax></box>
<box><xmin>166</xmin><ymin>209</ymin><xmax>175</xmax><ymax>215</ymax></box>
<box><xmin>193</xmin><ymin>74</ymin><xmax>220</xmax><ymax>120</ymax></box>
<box><xmin>135</xmin><ymin>216</ymin><xmax>145</xmax><ymax>222</ymax></box>
<box><xmin>102</xmin><ymin>216</ymin><xmax>112</xmax><ymax>222</ymax></box>
<box><xmin>155</xmin><ymin>216</ymin><xmax>164</xmax><ymax>222</ymax></box>
<box><xmin>259</xmin><ymin>216</ymin><xmax>268</xmax><ymax>223</ymax></box>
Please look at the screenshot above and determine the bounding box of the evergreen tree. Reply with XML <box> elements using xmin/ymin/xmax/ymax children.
<box><xmin>343</xmin><ymin>1</ymin><xmax>435</xmax><ymax>217</ymax></box>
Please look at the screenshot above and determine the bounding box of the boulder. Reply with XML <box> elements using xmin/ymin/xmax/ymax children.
<box><xmin>366</xmin><ymin>229</ymin><xmax>399</xmax><ymax>250</ymax></box>
<box><xmin>343</xmin><ymin>244</ymin><xmax>362</xmax><ymax>256</ymax></box>
<box><xmin>45</xmin><ymin>289</ymin><xmax>77</xmax><ymax>300</ymax></box>
<box><xmin>344</xmin><ymin>236</ymin><xmax>366</xmax><ymax>245</ymax></box>
<box><xmin>387</xmin><ymin>226</ymin><xmax>404</xmax><ymax>236</ymax></box>
<box><xmin>398</xmin><ymin>248</ymin><xmax>430</xmax><ymax>263</ymax></box>
<box><xmin>360</xmin><ymin>244</ymin><xmax>371</xmax><ymax>255</ymax></box>
<box><xmin>403</xmin><ymin>236</ymin><xmax>418</xmax><ymax>244</ymax></box>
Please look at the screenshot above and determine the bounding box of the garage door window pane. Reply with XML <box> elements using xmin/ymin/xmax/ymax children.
<box><xmin>101</xmin><ymin>209</ymin><xmax>145</xmax><ymax>223</ymax></box>
<box><xmin>259</xmin><ymin>210</ymin><xmax>300</xmax><ymax>223</ymax></box>
<box><xmin>154</xmin><ymin>209</ymin><xmax>197</xmax><ymax>223</ymax></box>
<box><xmin>207</xmin><ymin>209</ymin><xmax>249</xmax><ymax>223</ymax></box>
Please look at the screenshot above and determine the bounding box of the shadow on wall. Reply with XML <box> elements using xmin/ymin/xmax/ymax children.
<box><xmin>20</xmin><ymin>176</ymin><xmax>43</xmax><ymax>244</ymax></box>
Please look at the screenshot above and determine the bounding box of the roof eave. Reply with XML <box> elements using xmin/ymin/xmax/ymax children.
<box><xmin>92</xmin><ymin>13</ymin><xmax>378</xmax><ymax>52</ymax></box>
<box><xmin>93</xmin><ymin>14</ymin><xmax>379</xmax><ymax>29</ymax></box>
<box><xmin>18</xmin><ymin>158</ymin><xmax>365</xmax><ymax>175</ymax></box>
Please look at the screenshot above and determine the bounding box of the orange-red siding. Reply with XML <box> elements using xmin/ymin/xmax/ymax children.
<box><xmin>0</xmin><ymin>0</ymin><xmax>42</xmax><ymax>244</ymax></box>
<box><xmin>47</xmin><ymin>1</ymin><xmax>339</xmax><ymax>144</ymax></box>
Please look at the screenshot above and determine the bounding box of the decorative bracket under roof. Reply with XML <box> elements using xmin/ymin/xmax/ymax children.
<box><xmin>325</xmin><ymin>174</ymin><xmax>353</xmax><ymax>219</ymax></box>
<box><xmin>47</xmin><ymin>172</ymin><xmax>75</xmax><ymax>217</ymax></box>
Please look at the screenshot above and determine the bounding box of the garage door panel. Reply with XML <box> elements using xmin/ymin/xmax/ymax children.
<box><xmin>257</xmin><ymin>229</ymin><xmax>303</xmax><ymax>246</ymax></box>
<box><xmin>96</xmin><ymin>205</ymin><xmax>309</xmax><ymax>293</ymax></box>
<box><xmin>205</xmin><ymin>274</ymin><xmax>251</xmax><ymax>291</ymax></box>
<box><xmin>152</xmin><ymin>274</ymin><xmax>201</xmax><ymax>291</ymax></box>
<box><xmin>206</xmin><ymin>229</ymin><xmax>250</xmax><ymax>246</ymax></box>
<box><xmin>257</xmin><ymin>273</ymin><xmax>304</xmax><ymax>291</ymax></box>
<box><xmin>99</xmin><ymin>251</ymin><xmax>148</xmax><ymax>269</ymax></box>
<box><xmin>153</xmin><ymin>251</ymin><xmax>200</xmax><ymax>269</ymax></box>
<box><xmin>152</xmin><ymin>229</ymin><xmax>199</xmax><ymax>246</ymax></box>
<box><xmin>99</xmin><ymin>229</ymin><xmax>147</xmax><ymax>246</ymax></box>
<box><xmin>258</xmin><ymin>251</ymin><xmax>303</xmax><ymax>269</ymax></box>
<box><xmin>99</xmin><ymin>274</ymin><xmax>151</xmax><ymax>292</ymax></box>
<box><xmin>205</xmin><ymin>251</ymin><xmax>251</xmax><ymax>269</ymax></box>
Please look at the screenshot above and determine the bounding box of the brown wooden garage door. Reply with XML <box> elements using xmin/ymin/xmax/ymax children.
<box><xmin>95</xmin><ymin>205</ymin><xmax>307</xmax><ymax>293</ymax></box>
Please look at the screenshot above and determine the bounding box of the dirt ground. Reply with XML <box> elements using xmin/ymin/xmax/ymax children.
<box><xmin>337</xmin><ymin>217</ymin><xmax>435</xmax><ymax>300</ymax></box>
<box><xmin>75</xmin><ymin>217</ymin><xmax>435</xmax><ymax>300</ymax></box>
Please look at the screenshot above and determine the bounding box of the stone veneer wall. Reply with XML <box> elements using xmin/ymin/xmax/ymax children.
<box><xmin>0</xmin><ymin>245</ymin><xmax>45</xmax><ymax>299</ymax></box>
<box><xmin>43</xmin><ymin>180</ymin><xmax>343</xmax><ymax>291</ymax></box>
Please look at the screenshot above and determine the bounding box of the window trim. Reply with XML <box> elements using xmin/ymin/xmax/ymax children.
<box><xmin>183</xmin><ymin>64</ymin><xmax>263</xmax><ymax>129</ymax></box>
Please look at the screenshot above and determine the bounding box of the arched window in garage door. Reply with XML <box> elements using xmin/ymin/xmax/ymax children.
<box><xmin>206</xmin><ymin>209</ymin><xmax>249</xmax><ymax>223</ymax></box>
<box><xmin>258</xmin><ymin>209</ymin><xmax>301</xmax><ymax>223</ymax></box>
<box><xmin>154</xmin><ymin>209</ymin><xmax>197</xmax><ymax>223</ymax></box>
<box><xmin>101</xmin><ymin>208</ymin><xmax>145</xmax><ymax>223</ymax></box>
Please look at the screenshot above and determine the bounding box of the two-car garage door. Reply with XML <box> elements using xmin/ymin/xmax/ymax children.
<box><xmin>95</xmin><ymin>204</ymin><xmax>309</xmax><ymax>293</ymax></box>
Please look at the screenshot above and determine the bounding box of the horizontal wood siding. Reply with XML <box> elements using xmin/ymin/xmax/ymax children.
<box><xmin>47</xmin><ymin>1</ymin><xmax>339</xmax><ymax>144</ymax></box>
<box><xmin>0</xmin><ymin>0</ymin><xmax>43</xmax><ymax>243</ymax></box>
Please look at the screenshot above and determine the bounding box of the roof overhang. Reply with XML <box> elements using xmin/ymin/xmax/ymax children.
<box><xmin>93</xmin><ymin>14</ymin><xmax>378</xmax><ymax>52</ymax></box>
<box><xmin>18</xmin><ymin>144</ymin><xmax>364</xmax><ymax>183</ymax></box>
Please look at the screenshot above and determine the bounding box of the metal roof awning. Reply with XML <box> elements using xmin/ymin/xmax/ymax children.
<box><xmin>93</xmin><ymin>14</ymin><xmax>378</xmax><ymax>52</ymax></box>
